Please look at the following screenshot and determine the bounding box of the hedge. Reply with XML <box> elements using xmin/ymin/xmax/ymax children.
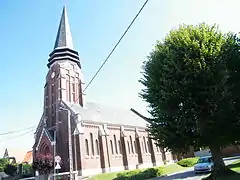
<box><xmin>177</xmin><ymin>157</ymin><xmax>199</xmax><ymax>167</ymax></box>
<box><xmin>115</xmin><ymin>167</ymin><xmax>163</xmax><ymax>180</ymax></box>
<box><xmin>22</xmin><ymin>164</ymin><xmax>33</xmax><ymax>174</ymax></box>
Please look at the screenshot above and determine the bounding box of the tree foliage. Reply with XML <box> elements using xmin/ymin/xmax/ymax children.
<box><xmin>140</xmin><ymin>23</ymin><xmax>240</xmax><ymax>176</ymax></box>
<box><xmin>0</xmin><ymin>158</ymin><xmax>9</xmax><ymax>172</ymax></box>
<box><xmin>4</xmin><ymin>164</ymin><xmax>17</xmax><ymax>176</ymax></box>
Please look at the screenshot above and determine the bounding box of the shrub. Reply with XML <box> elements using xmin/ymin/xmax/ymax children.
<box><xmin>177</xmin><ymin>157</ymin><xmax>199</xmax><ymax>167</ymax></box>
<box><xmin>115</xmin><ymin>167</ymin><xmax>163</xmax><ymax>180</ymax></box>
<box><xmin>0</xmin><ymin>158</ymin><xmax>9</xmax><ymax>172</ymax></box>
<box><xmin>4</xmin><ymin>164</ymin><xmax>17</xmax><ymax>176</ymax></box>
<box><xmin>32</xmin><ymin>153</ymin><xmax>53</xmax><ymax>175</ymax></box>
<box><xmin>22</xmin><ymin>164</ymin><xmax>33</xmax><ymax>174</ymax></box>
<box><xmin>116</xmin><ymin>169</ymin><xmax>141</xmax><ymax>180</ymax></box>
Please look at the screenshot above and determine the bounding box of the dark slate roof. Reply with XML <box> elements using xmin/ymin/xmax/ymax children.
<box><xmin>54</xmin><ymin>5</ymin><xmax>74</xmax><ymax>50</ymax></box>
<box><xmin>64</xmin><ymin>101</ymin><xmax>148</xmax><ymax>128</ymax></box>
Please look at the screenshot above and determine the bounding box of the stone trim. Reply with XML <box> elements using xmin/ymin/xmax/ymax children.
<box><xmin>98</xmin><ymin>125</ymin><xmax>105</xmax><ymax>136</ymax></box>
<box><xmin>135</xmin><ymin>128</ymin><xmax>140</xmax><ymax>138</ymax></box>
<box><xmin>120</xmin><ymin>126</ymin><xmax>126</xmax><ymax>137</ymax></box>
<box><xmin>82</xmin><ymin>120</ymin><xmax>147</xmax><ymax>130</ymax></box>
<box><xmin>35</xmin><ymin>128</ymin><xmax>53</xmax><ymax>151</ymax></box>
<box><xmin>35</xmin><ymin>114</ymin><xmax>45</xmax><ymax>134</ymax></box>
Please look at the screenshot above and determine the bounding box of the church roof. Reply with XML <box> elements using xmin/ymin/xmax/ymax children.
<box><xmin>54</xmin><ymin>5</ymin><xmax>73</xmax><ymax>50</ymax></box>
<box><xmin>65</xmin><ymin>101</ymin><xmax>148</xmax><ymax>128</ymax></box>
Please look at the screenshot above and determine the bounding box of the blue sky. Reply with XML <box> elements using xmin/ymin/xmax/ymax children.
<box><xmin>0</xmin><ymin>0</ymin><xmax>239</xmax><ymax>161</ymax></box>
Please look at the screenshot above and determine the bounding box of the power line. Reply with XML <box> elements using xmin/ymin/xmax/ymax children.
<box><xmin>10</xmin><ymin>129</ymin><xmax>35</xmax><ymax>140</ymax></box>
<box><xmin>1</xmin><ymin>129</ymin><xmax>35</xmax><ymax>143</ymax></box>
<box><xmin>0</xmin><ymin>125</ymin><xmax>36</xmax><ymax>136</ymax></box>
<box><xmin>82</xmin><ymin>0</ymin><xmax>149</xmax><ymax>93</ymax></box>
<box><xmin>0</xmin><ymin>129</ymin><xmax>35</xmax><ymax>143</ymax></box>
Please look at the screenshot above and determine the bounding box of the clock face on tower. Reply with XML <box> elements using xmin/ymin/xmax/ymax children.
<box><xmin>51</xmin><ymin>72</ymin><xmax>55</xmax><ymax>78</ymax></box>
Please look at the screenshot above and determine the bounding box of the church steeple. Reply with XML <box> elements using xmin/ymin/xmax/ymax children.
<box><xmin>47</xmin><ymin>6</ymin><xmax>80</xmax><ymax>68</ymax></box>
<box><xmin>54</xmin><ymin>5</ymin><xmax>73</xmax><ymax>50</ymax></box>
<box><xmin>3</xmin><ymin>148</ymin><xmax>9</xmax><ymax>159</ymax></box>
<box><xmin>44</xmin><ymin>5</ymin><xmax>84</xmax><ymax>121</ymax></box>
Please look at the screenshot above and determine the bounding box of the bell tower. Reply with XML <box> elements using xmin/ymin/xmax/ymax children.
<box><xmin>43</xmin><ymin>6</ymin><xmax>84</xmax><ymax>127</ymax></box>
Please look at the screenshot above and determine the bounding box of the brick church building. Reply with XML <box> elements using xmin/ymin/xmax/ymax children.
<box><xmin>32</xmin><ymin>6</ymin><xmax>176</xmax><ymax>177</ymax></box>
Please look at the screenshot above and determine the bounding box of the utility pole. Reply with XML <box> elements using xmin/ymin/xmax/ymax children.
<box><xmin>67</xmin><ymin>109</ymin><xmax>74</xmax><ymax>180</ymax></box>
<box><xmin>53</xmin><ymin>130</ymin><xmax>56</xmax><ymax>180</ymax></box>
<box><xmin>53</xmin><ymin>73</ymin><xmax>61</xmax><ymax>180</ymax></box>
<box><xmin>73</xmin><ymin>130</ymin><xmax>78</xmax><ymax>172</ymax></box>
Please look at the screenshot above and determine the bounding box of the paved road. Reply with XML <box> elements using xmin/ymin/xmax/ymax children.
<box><xmin>154</xmin><ymin>156</ymin><xmax>240</xmax><ymax>180</ymax></box>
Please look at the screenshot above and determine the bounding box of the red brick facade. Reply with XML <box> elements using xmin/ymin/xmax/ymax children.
<box><xmin>33</xmin><ymin>110</ymin><xmax>176</xmax><ymax>176</ymax></box>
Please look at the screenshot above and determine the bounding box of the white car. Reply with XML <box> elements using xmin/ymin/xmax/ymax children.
<box><xmin>194</xmin><ymin>156</ymin><xmax>214</xmax><ymax>174</ymax></box>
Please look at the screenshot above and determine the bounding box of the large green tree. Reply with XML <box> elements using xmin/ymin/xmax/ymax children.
<box><xmin>140</xmin><ymin>23</ymin><xmax>240</xmax><ymax>178</ymax></box>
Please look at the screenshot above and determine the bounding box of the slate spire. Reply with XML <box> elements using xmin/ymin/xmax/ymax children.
<box><xmin>48</xmin><ymin>6</ymin><xmax>80</xmax><ymax>68</ymax></box>
<box><xmin>54</xmin><ymin>5</ymin><xmax>74</xmax><ymax>50</ymax></box>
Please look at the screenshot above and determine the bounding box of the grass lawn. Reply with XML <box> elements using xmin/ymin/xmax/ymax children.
<box><xmin>161</xmin><ymin>163</ymin><xmax>187</xmax><ymax>175</ymax></box>
<box><xmin>88</xmin><ymin>172</ymin><xmax>118</xmax><ymax>180</ymax></box>
<box><xmin>203</xmin><ymin>172</ymin><xmax>240</xmax><ymax>180</ymax></box>
<box><xmin>228</xmin><ymin>160</ymin><xmax>240</xmax><ymax>172</ymax></box>
<box><xmin>88</xmin><ymin>163</ymin><xmax>188</xmax><ymax>180</ymax></box>
<box><xmin>202</xmin><ymin>160</ymin><xmax>240</xmax><ymax>180</ymax></box>
<box><xmin>210</xmin><ymin>174</ymin><xmax>240</xmax><ymax>180</ymax></box>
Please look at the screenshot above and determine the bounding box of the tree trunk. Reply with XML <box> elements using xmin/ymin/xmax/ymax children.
<box><xmin>210</xmin><ymin>144</ymin><xmax>225</xmax><ymax>176</ymax></box>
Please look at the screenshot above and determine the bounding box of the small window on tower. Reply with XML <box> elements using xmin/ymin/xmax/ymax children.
<box><xmin>71</xmin><ymin>64</ymin><xmax>74</xmax><ymax>70</ymax></box>
<box><xmin>72</xmin><ymin>83</ymin><xmax>75</xmax><ymax>92</ymax></box>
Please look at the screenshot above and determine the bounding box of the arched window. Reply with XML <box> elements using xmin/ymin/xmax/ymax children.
<box><xmin>95</xmin><ymin>139</ymin><xmax>100</xmax><ymax>155</ymax></box>
<box><xmin>90</xmin><ymin>133</ymin><xmax>94</xmax><ymax>156</ymax></box>
<box><xmin>118</xmin><ymin>140</ymin><xmax>122</xmax><ymax>154</ymax></box>
<box><xmin>85</xmin><ymin>139</ymin><xmax>89</xmax><ymax>156</ymax></box>
<box><xmin>44</xmin><ymin>146</ymin><xmax>50</xmax><ymax>155</ymax></box>
<box><xmin>143</xmin><ymin>137</ymin><xmax>147</xmax><ymax>153</ymax></box>
<box><xmin>66</xmin><ymin>74</ymin><xmax>70</xmax><ymax>101</ymax></box>
<box><xmin>71</xmin><ymin>77</ymin><xmax>75</xmax><ymax>102</ymax></box>
<box><xmin>113</xmin><ymin>135</ymin><xmax>118</xmax><ymax>154</ymax></box>
<box><xmin>110</xmin><ymin>140</ymin><xmax>114</xmax><ymax>154</ymax></box>
<box><xmin>127</xmin><ymin>141</ymin><xmax>131</xmax><ymax>154</ymax></box>
<box><xmin>130</xmin><ymin>136</ymin><xmax>134</xmax><ymax>154</ymax></box>
<box><xmin>134</xmin><ymin>141</ymin><xmax>137</xmax><ymax>154</ymax></box>
<box><xmin>142</xmin><ymin>141</ymin><xmax>145</xmax><ymax>153</ymax></box>
<box><xmin>147</xmin><ymin>141</ymin><xmax>150</xmax><ymax>153</ymax></box>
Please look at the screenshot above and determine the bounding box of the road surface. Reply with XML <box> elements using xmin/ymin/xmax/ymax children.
<box><xmin>153</xmin><ymin>156</ymin><xmax>240</xmax><ymax>180</ymax></box>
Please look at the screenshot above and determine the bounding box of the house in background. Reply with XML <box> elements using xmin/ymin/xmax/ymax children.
<box><xmin>22</xmin><ymin>151</ymin><xmax>33</xmax><ymax>164</ymax></box>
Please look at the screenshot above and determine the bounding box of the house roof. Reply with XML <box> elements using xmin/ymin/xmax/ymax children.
<box><xmin>64</xmin><ymin>101</ymin><xmax>148</xmax><ymax>128</ymax></box>
<box><xmin>22</xmin><ymin>151</ymin><xmax>33</xmax><ymax>163</ymax></box>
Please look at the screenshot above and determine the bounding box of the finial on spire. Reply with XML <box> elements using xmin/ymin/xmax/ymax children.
<box><xmin>54</xmin><ymin>5</ymin><xmax>74</xmax><ymax>50</ymax></box>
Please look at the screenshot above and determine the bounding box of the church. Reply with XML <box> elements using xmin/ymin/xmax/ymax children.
<box><xmin>32</xmin><ymin>6</ymin><xmax>176</xmax><ymax>177</ymax></box>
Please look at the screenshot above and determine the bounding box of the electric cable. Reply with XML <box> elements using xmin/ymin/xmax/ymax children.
<box><xmin>0</xmin><ymin>125</ymin><xmax>36</xmax><ymax>136</ymax></box>
<box><xmin>83</xmin><ymin>0</ymin><xmax>149</xmax><ymax>93</ymax></box>
<box><xmin>10</xmin><ymin>129</ymin><xmax>35</xmax><ymax>140</ymax></box>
